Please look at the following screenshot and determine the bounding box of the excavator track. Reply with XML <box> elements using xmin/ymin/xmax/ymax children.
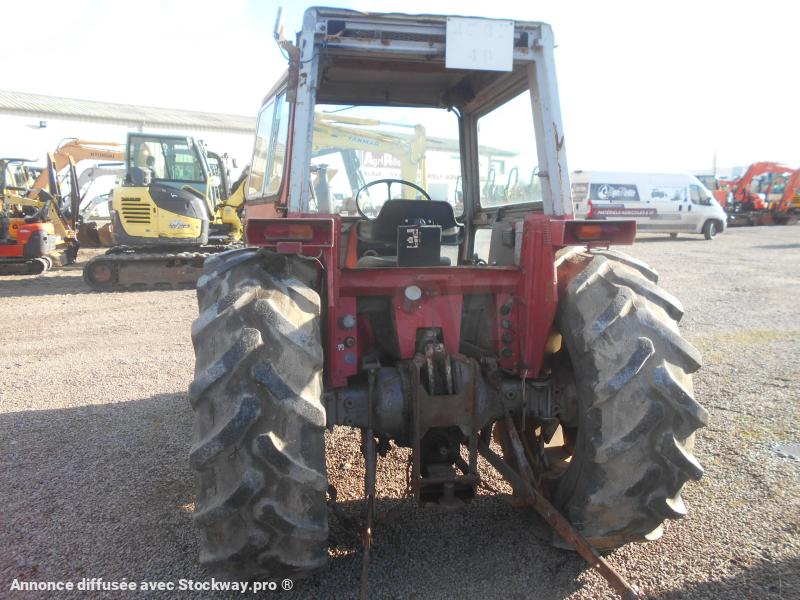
<box><xmin>0</xmin><ymin>256</ymin><xmax>52</xmax><ymax>276</ymax></box>
<box><xmin>82</xmin><ymin>249</ymin><xmax>230</xmax><ymax>292</ymax></box>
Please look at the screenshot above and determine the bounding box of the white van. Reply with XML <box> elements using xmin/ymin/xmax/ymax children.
<box><xmin>571</xmin><ymin>171</ymin><xmax>728</xmax><ymax>240</ymax></box>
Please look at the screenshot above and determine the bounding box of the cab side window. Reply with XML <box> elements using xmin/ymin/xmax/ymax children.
<box><xmin>247</xmin><ymin>93</ymin><xmax>290</xmax><ymax>201</ymax></box>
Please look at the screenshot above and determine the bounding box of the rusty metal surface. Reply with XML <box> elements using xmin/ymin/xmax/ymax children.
<box><xmin>478</xmin><ymin>440</ymin><xmax>640</xmax><ymax>600</ymax></box>
<box><xmin>359</xmin><ymin>364</ymin><xmax>379</xmax><ymax>600</ymax></box>
<box><xmin>409</xmin><ymin>344</ymin><xmax>480</xmax><ymax>502</ymax></box>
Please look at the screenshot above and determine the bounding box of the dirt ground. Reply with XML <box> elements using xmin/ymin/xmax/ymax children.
<box><xmin>0</xmin><ymin>227</ymin><xmax>798</xmax><ymax>599</ymax></box>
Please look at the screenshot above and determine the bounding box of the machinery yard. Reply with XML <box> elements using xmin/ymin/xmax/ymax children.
<box><xmin>1</xmin><ymin>227</ymin><xmax>797</xmax><ymax>599</ymax></box>
<box><xmin>2</xmin><ymin>4</ymin><xmax>799</xmax><ymax>599</ymax></box>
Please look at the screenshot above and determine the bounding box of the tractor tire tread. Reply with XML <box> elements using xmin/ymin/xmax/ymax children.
<box><xmin>553</xmin><ymin>251</ymin><xmax>706</xmax><ymax>549</ymax></box>
<box><xmin>190</xmin><ymin>248</ymin><xmax>328</xmax><ymax>580</ymax></box>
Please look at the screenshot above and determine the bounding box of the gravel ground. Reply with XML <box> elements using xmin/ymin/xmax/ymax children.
<box><xmin>0</xmin><ymin>227</ymin><xmax>798</xmax><ymax>599</ymax></box>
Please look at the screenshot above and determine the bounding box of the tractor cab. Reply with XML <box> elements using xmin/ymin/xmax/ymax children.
<box><xmin>243</xmin><ymin>9</ymin><xmax>608</xmax><ymax>273</ymax></box>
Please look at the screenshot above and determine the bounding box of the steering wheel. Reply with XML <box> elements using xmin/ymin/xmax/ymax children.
<box><xmin>354</xmin><ymin>178</ymin><xmax>432</xmax><ymax>220</ymax></box>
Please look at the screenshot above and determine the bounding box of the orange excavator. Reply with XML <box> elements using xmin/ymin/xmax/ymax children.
<box><xmin>0</xmin><ymin>140</ymin><xmax>125</xmax><ymax>274</ymax></box>
<box><xmin>764</xmin><ymin>168</ymin><xmax>800</xmax><ymax>224</ymax></box>
<box><xmin>0</xmin><ymin>154</ymin><xmax>81</xmax><ymax>274</ymax></box>
<box><xmin>695</xmin><ymin>174</ymin><xmax>731</xmax><ymax>208</ymax></box>
<box><xmin>726</xmin><ymin>162</ymin><xmax>799</xmax><ymax>226</ymax></box>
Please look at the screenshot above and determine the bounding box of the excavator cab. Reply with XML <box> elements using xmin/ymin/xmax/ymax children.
<box><xmin>127</xmin><ymin>134</ymin><xmax>210</xmax><ymax>194</ymax></box>
<box><xmin>1</xmin><ymin>158</ymin><xmax>38</xmax><ymax>196</ymax></box>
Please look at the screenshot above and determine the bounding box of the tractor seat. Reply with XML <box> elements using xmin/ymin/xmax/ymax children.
<box><xmin>356</xmin><ymin>199</ymin><xmax>463</xmax><ymax>245</ymax></box>
<box><xmin>353</xmin><ymin>199</ymin><xmax>463</xmax><ymax>268</ymax></box>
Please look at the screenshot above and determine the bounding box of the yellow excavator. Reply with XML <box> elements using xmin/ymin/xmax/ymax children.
<box><xmin>82</xmin><ymin>132</ymin><xmax>245</xmax><ymax>291</ymax></box>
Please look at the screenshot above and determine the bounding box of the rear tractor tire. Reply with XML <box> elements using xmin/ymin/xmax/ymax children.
<box><xmin>504</xmin><ymin>250</ymin><xmax>707</xmax><ymax>550</ymax></box>
<box><xmin>189</xmin><ymin>248</ymin><xmax>329</xmax><ymax>580</ymax></box>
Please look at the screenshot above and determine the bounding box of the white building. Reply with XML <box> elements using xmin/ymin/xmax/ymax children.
<box><xmin>0</xmin><ymin>89</ymin><xmax>256</xmax><ymax>175</ymax></box>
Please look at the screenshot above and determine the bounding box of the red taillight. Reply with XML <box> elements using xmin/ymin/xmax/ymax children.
<box><xmin>263</xmin><ymin>223</ymin><xmax>314</xmax><ymax>241</ymax></box>
<box><xmin>572</xmin><ymin>224</ymin><xmax>605</xmax><ymax>241</ymax></box>
<box><xmin>586</xmin><ymin>199</ymin><xmax>594</xmax><ymax>218</ymax></box>
<box><xmin>246</xmin><ymin>218</ymin><xmax>334</xmax><ymax>249</ymax></box>
<box><xmin>553</xmin><ymin>219</ymin><xmax>636</xmax><ymax>246</ymax></box>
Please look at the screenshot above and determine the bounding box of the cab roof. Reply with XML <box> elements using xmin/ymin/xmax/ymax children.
<box><xmin>299</xmin><ymin>7</ymin><xmax>551</xmax><ymax>113</ymax></box>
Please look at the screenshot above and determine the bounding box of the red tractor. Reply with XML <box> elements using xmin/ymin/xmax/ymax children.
<box><xmin>189</xmin><ymin>8</ymin><xmax>706</xmax><ymax>596</ymax></box>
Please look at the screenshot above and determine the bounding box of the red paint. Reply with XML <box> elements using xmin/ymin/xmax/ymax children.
<box><xmin>0</xmin><ymin>245</ymin><xmax>24</xmax><ymax>257</ymax></box>
<box><xmin>246</xmin><ymin>217</ymin><xmax>334</xmax><ymax>248</ymax></box>
<box><xmin>247</xmin><ymin>212</ymin><xmax>633</xmax><ymax>387</ymax></box>
<box><xmin>515</xmin><ymin>215</ymin><xmax>559</xmax><ymax>376</ymax></box>
<box><xmin>394</xmin><ymin>293</ymin><xmax>463</xmax><ymax>358</ymax></box>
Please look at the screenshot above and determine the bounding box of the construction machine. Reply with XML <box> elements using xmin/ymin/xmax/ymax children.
<box><xmin>10</xmin><ymin>139</ymin><xmax>127</xmax><ymax>247</ymax></box>
<box><xmin>754</xmin><ymin>167</ymin><xmax>800</xmax><ymax>225</ymax></box>
<box><xmin>0</xmin><ymin>155</ymin><xmax>81</xmax><ymax>274</ymax></box>
<box><xmin>82</xmin><ymin>133</ymin><xmax>246</xmax><ymax>291</ymax></box>
<box><xmin>695</xmin><ymin>174</ymin><xmax>730</xmax><ymax>208</ymax></box>
<box><xmin>71</xmin><ymin>163</ymin><xmax>127</xmax><ymax>247</ymax></box>
<box><xmin>781</xmin><ymin>169</ymin><xmax>800</xmax><ymax>217</ymax></box>
<box><xmin>188</xmin><ymin>9</ymin><xmax>706</xmax><ymax>598</ymax></box>
<box><xmin>726</xmin><ymin>161</ymin><xmax>798</xmax><ymax>225</ymax></box>
<box><xmin>26</xmin><ymin>139</ymin><xmax>125</xmax><ymax>195</ymax></box>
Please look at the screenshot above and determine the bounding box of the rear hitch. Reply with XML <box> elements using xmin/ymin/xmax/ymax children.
<box><xmin>338</xmin><ymin>347</ymin><xmax>636</xmax><ymax>599</ymax></box>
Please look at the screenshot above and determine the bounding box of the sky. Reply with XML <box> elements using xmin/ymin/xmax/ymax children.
<box><xmin>4</xmin><ymin>0</ymin><xmax>798</xmax><ymax>172</ymax></box>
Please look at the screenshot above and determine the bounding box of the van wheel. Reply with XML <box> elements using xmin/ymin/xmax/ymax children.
<box><xmin>669</xmin><ymin>233</ymin><xmax>678</xmax><ymax>239</ymax></box>
<box><xmin>703</xmin><ymin>220</ymin><xmax>718</xmax><ymax>240</ymax></box>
